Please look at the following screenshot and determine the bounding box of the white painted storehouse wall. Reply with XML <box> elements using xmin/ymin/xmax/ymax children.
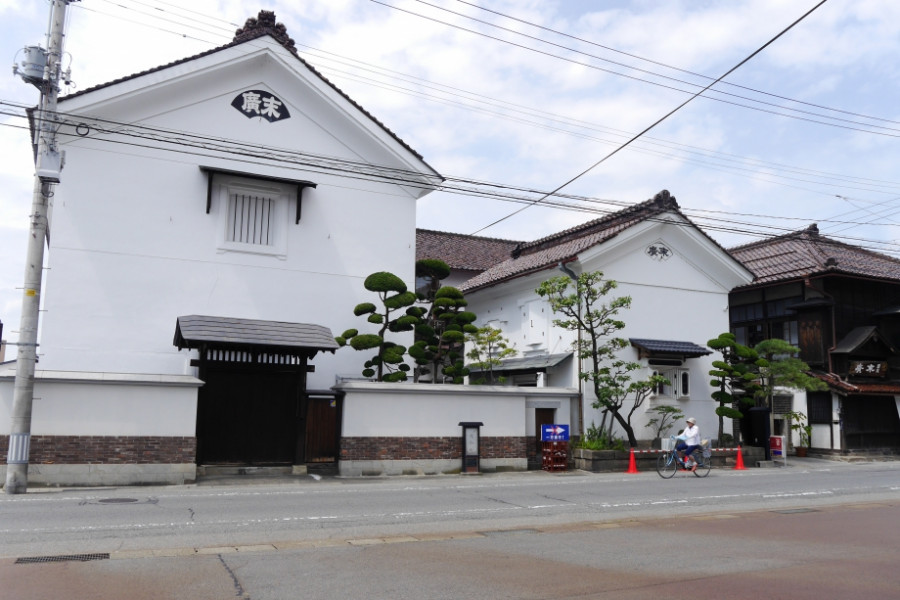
<box><xmin>38</xmin><ymin>38</ymin><xmax>431</xmax><ymax>391</ymax></box>
<box><xmin>465</xmin><ymin>217</ymin><xmax>752</xmax><ymax>442</ymax></box>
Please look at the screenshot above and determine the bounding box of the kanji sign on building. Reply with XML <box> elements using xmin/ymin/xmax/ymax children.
<box><xmin>849</xmin><ymin>361</ymin><xmax>888</xmax><ymax>378</ymax></box>
<box><xmin>231</xmin><ymin>90</ymin><xmax>291</xmax><ymax>122</ymax></box>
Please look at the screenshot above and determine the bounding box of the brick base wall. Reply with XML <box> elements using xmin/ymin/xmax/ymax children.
<box><xmin>340</xmin><ymin>436</ymin><xmax>529</xmax><ymax>461</ymax></box>
<box><xmin>0</xmin><ymin>435</ymin><xmax>196</xmax><ymax>465</ymax></box>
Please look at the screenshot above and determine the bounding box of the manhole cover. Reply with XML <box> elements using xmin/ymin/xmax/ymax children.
<box><xmin>98</xmin><ymin>498</ymin><xmax>140</xmax><ymax>504</ymax></box>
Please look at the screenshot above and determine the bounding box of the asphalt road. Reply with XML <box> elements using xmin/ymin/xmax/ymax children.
<box><xmin>1</xmin><ymin>458</ymin><xmax>899</xmax><ymax>599</ymax></box>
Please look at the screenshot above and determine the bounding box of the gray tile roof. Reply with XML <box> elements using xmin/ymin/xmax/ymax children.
<box><xmin>831</xmin><ymin>326</ymin><xmax>896</xmax><ymax>354</ymax></box>
<box><xmin>729</xmin><ymin>224</ymin><xmax>900</xmax><ymax>286</ymax></box>
<box><xmin>174</xmin><ymin>315</ymin><xmax>338</xmax><ymax>353</ymax></box>
<box><xmin>416</xmin><ymin>229</ymin><xmax>522</xmax><ymax>271</ymax></box>
<box><xmin>458</xmin><ymin>190</ymin><xmax>709</xmax><ymax>292</ymax></box>
<box><xmin>630</xmin><ymin>338</ymin><xmax>711</xmax><ymax>357</ymax></box>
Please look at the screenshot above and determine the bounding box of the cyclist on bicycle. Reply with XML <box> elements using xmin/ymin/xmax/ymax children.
<box><xmin>676</xmin><ymin>417</ymin><xmax>701</xmax><ymax>472</ymax></box>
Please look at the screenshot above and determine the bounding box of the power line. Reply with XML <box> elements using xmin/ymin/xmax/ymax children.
<box><xmin>6</xmin><ymin>100</ymin><xmax>900</xmax><ymax>257</ymax></box>
<box><xmin>303</xmin><ymin>62</ymin><xmax>900</xmax><ymax>198</ymax></box>
<box><xmin>369</xmin><ymin>0</ymin><xmax>895</xmax><ymax>138</ymax></box>
<box><xmin>470</xmin><ymin>0</ymin><xmax>830</xmax><ymax>235</ymax></box>
<box><xmin>12</xmin><ymin>2</ymin><xmax>900</xmax><ymax>252</ymax></box>
<box><xmin>6</xmin><ymin>97</ymin><xmax>900</xmax><ymax>241</ymax></box>
<box><xmin>68</xmin><ymin>1</ymin><xmax>900</xmax><ymax>202</ymax></box>
<box><xmin>407</xmin><ymin>0</ymin><xmax>898</xmax><ymax>134</ymax></box>
<box><xmin>93</xmin><ymin>0</ymin><xmax>899</xmax><ymax>139</ymax></box>
<box><xmin>454</xmin><ymin>0</ymin><xmax>899</xmax><ymax>127</ymax></box>
<box><xmin>92</xmin><ymin>0</ymin><xmax>231</xmax><ymax>39</ymax></box>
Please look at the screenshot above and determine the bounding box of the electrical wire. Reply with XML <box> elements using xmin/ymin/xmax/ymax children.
<box><xmin>66</xmin><ymin>0</ymin><xmax>900</xmax><ymax>202</ymax></box>
<box><xmin>6</xmin><ymin>100</ymin><xmax>900</xmax><ymax>258</ymax></box>
<box><xmin>454</xmin><ymin>0</ymin><xmax>899</xmax><ymax>127</ymax></box>
<box><xmin>470</xmin><ymin>0</ymin><xmax>830</xmax><ymax>235</ymax></box>
<box><xmin>369</xmin><ymin>0</ymin><xmax>895</xmax><ymax>138</ymax></box>
<box><xmin>81</xmin><ymin>0</ymin><xmax>900</xmax><ymax>139</ymax></box>
<box><xmin>309</xmin><ymin>63</ymin><xmax>900</xmax><ymax>198</ymax></box>
<box><xmin>406</xmin><ymin>0</ymin><xmax>897</xmax><ymax>134</ymax></box>
<box><xmin>10</xmin><ymin>1</ymin><xmax>900</xmax><ymax>252</ymax></box>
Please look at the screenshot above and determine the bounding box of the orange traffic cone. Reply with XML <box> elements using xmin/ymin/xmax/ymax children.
<box><xmin>626</xmin><ymin>448</ymin><xmax>639</xmax><ymax>474</ymax></box>
<box><xmin>734</xmin><ymin>445</ymin><xmax>747</xmax><ymax>470</ymax></box>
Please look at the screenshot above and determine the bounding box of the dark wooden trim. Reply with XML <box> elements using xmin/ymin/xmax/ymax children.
<box><xmin>199</xmin><ymin>166</ymin><xmax>317</xmax><ymax>223</ymax></box>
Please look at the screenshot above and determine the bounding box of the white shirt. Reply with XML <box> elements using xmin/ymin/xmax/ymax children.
<box><xmin>681</xmin><ymin>424</ymin><xmax>700</xmax><ymax>446</ymax></box>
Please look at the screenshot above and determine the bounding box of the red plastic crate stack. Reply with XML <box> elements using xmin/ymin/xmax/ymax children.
<box><xmin>541</xmin><ymin>441</ymin><xmax>568</xmax><ymax>472</ymax></box>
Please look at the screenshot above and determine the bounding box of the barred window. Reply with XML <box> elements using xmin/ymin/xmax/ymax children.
<box><xmin>807</xmin><ymin>392</ymin><xmax>832</xmax><ymax>424</ymax></box>
<box><xmin>215</xmin><ymin>175</ymin><xmax>291</xmax><ymax>257</ymax></box>
<box><xmin>226</xmin><ymin>193</ymin><xmax>275</xmax><ymax>246</ymax></box>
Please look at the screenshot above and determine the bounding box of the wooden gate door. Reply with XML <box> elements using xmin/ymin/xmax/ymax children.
<box><xmin>197</xmin><ymin>368</ymin><xmax>301</xmax><ymax>465</ymax></box>
<box><xmin>535</xmin><ymin>408</ymin><xmax>556</xmax><ymax>456</ymax></box>
<box><xmin>303</xmin><ymin>396</ymin><xmax>340</xmax><ymax>463</ymax></box>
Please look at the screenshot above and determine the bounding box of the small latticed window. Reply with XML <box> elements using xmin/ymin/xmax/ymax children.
<box><xmin>652</xmin><ymin>368</ymin><xmax>691</xmax><ymax>400</ymax></box>
<box><xmin>214</xmin><ymin>174</ymin><xmax>291</xmax><ymax>257</ymax></box>
<box><xmin>227</xmin><ymin>192</ymin><xmax>275</xmax><ymax>246</ymax></box>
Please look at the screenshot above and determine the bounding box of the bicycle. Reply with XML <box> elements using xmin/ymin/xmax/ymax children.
<box><xmin>656</xmin><ymin>436</ymin><xmax>712</xmax><ymax>478</ymax></box>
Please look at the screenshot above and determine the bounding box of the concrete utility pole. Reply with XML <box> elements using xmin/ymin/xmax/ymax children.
<box><xmin>5</xmin><ymin>0</ymin><xmax>78</xmax><ymax>495</ymax></box>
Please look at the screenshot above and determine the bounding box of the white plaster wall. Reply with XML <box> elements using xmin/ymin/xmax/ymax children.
<box><xmin>0</xmin><ymin>374</ymin><xmax>200</xmax><ymax>436</ymax></box>
<box><xmin>465</xmin><ymin>218</ymin><xmax>747</xmax><ymax>442</ymax></box>
<box><xmin>338</xmin><ymin>382</ymin><xmax>576</xmax><ymax>438</ymax></box>
<box><xmin>40</xmin><ymin>40</ymin><xmax>432</xmax><ymax>390</ymax></box>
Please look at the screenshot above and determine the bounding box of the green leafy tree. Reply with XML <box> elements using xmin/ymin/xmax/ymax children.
<box><xmin>409</xmin><ymin>286</ymin><xmax>478</xmax><ymax>383</ymax></box>
<box><xmin>753</xmin><ymin>338</ymin><xmax>828</xmax><ymax>408</ymax></box>
<box><xmin>536</xmin><ymin>270</ymin><xmax>666</xmax><ymax>448</ymax></box>
<box><xmin>407</xmin><ymin>259</ymin><xmax>479</xmax><ymax>384</ymax></box>
<box><xmin>466</xmin><ymin>326</ymin><xmax>517</xmax><ymax>384</ymax></box>
<box><xmin>645</xmin><ymin>405</ymin><xmax>684</xmax><ymax>439</ymax></box>
<box><xmin>707</xmin><ymin>332</ymin><xmax>765</xmax><ymax>445</ymax></box>
<box><xmin>783</xmin><ymin>410</ymin><xmax>812</xmax><ymax>449</ymax></box>
<box><xmin>414</xmin><ymin>258</ymin><xmax>450</xmax><ymax>302</ymax></box>
<box><xmin>335</xmin><ymin>271</ymin><xmax>418</xmax><ymax>382</ymax></box>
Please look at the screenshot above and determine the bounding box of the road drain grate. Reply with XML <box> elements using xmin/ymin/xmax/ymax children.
<box><xmin>98</xmin><ymin>498</ymin><xmax>139</xmax><ymax>504</ymax></box>
<box><xmin>15</xmin><ymin>553</ymin><xmax>110</xmax><ymax>565</ymax></box>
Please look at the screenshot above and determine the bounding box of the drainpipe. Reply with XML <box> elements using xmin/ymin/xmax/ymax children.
<box><xmin>558</xmin><ymin>261</ymin><xmax>584</xmax><ymax>438</ymax></box>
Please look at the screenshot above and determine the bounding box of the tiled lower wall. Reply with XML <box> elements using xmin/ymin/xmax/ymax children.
<box><xmin>0</xmin><ymin>435</ymin><xmax>197</xmax><ymax>487</ymax></box>
<box><xmin>338</xmin><ymin>436</ymin><xmax>531</xmax><ymax>476</ymax></box>
<box><xmin>0</xmin><ymin>435</ymin><xmax>196</xmax><ymax>464</ymax></box>
<box><xmin>339</xmin><ymin>436</ymin><xmax>529</xmax><ymax>461</ymax></box>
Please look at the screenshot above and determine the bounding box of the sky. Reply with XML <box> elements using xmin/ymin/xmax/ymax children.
<box><xmin>2</xmin><ymin>0</ymin><xmax>900</xmax><ymax>344</ymax></box>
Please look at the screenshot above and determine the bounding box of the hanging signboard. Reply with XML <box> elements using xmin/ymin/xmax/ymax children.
<box><xmin>849</xmin><ymin>361</ymin><xmax>888</xmax><ymax>378</ymax></box>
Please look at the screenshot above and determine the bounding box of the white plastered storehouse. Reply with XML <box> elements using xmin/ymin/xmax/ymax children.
<box><xmin>0</xmin><ymin>12</ymin><xmax>440</xmax><ymax>486</ymax></box>
<box><xmin>420</xmin><ymin>191</ymin><xmax>754</xmax><ymax>447</ymax></box>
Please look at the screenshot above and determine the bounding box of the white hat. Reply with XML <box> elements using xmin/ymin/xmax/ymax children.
<box><xmin>686</xmin><ymin>417</ymin><xmax>696</xmax><ymax>424</ymax></box>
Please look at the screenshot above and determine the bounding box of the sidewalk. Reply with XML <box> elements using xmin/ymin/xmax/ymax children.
<box><xmin>5</xmin><ymin>452</ymin><xmax>891</xmax><ymax>494</ymax></box>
